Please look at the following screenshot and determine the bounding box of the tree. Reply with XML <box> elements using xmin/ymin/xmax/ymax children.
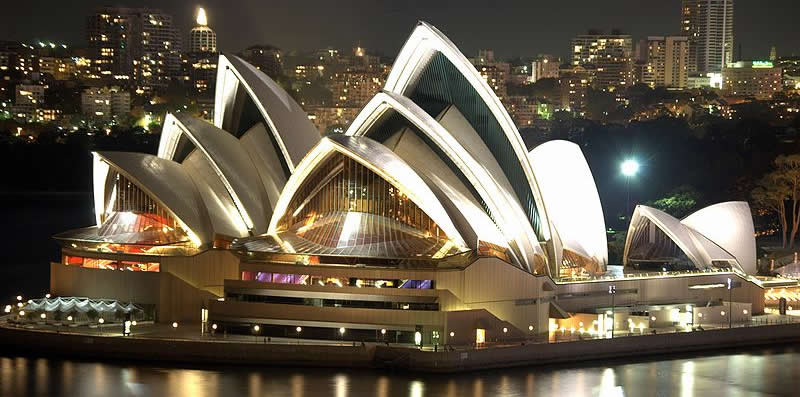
<box><xmin>646</xmin><ymin>186</ymin><xmax>702</xmax><ymax>219</ymax></box>
<box><xmin>776</xmin><ymin>155</ymin><xmax>800</xmax><ymax>248</ymax></box>
<box><xmin>750</xmin><ymin>155</ymin><xmax>800</xmax><ymax>248</ymax></box>
<box><xmin>752</xmin><ymin>173</ymin><xmax>789</xmax><ymax>247</ymax></box>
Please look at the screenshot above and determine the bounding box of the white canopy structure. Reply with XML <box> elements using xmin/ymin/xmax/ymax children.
<box><xmin>528</xmin><ymin>140</ymin><xmax>608</xmax><ymax>277</ymax></box>
<box><xmin>623</xmin><ymin>202</ymin><xmax>756</xmax><ymax>274</ymax></box>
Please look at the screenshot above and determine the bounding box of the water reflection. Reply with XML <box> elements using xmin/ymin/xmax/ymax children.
<box><xmin>1</xmin><ymin>346</ymin><xmax>799</xmax><ymax>397</ymax></box>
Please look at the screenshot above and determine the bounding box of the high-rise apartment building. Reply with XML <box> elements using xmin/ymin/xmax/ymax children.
<box><xmin>187</xmin><ymin>8</ymin><xmax>219</xmax><ymax>99</ymax></box>
<box><xmin>571</xmin><ymin>33</ymin><xmax>634</xmax><ymax>90</ymax></box>
<box><xmin>87</xmin><ymin>7</ymin><xmax>183</xmax><ymax>93</ymax></box>
<box><xmin>189</xmin><ymin>8</ymin><xmax>216</xmax><ymax>53</ymax></box>
<box><xmin>641</xmin><ymin>36</ymin><xmax>689</xmax><ymax>89</ymax></box>
<box><xmin>681</xmin><ymin>0</ymin><xmax>734</xmax><ymax>73</ymax></box>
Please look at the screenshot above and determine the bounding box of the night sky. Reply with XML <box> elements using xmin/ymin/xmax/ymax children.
<box><xmin>1</xmin><ymin>1</ymin><xmax>798</xmax><ymax>59</ymax></box>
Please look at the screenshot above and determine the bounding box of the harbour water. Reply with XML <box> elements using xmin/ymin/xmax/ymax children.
<box><xmin>2</xmin><ymin>345</ymin><xmax>800</xmax><ymax>396</ymax></box>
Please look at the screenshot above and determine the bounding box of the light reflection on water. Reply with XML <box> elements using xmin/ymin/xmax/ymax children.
<box><xmin>2</xmin><ymin>346</ymin><xmax>800</xmax><ymax>397</ymax></box>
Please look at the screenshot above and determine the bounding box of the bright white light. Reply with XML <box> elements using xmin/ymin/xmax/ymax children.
<box><xmin>45</xmin><ymin>294</ymin><xmax>51</xmax><ymax>299</ymax></box>
<box><xmin>99</xmin><ymin>318</ymin><xmax>105</xmax><ymax>324</ymax></box>
<box><xmin>172</xmin><ymin>321</ymin><xmax>178</xmax><ymax>328</ymax></box>
<box><xmin>339</xmin><ymin>327</ymin><xmax>345</xmax><ymax>335</ymax></box>
<box><xmin>40</xmin><ymin>313</ymin><xmax>46</xmax><ymax>319</ymax></box>
<box><xmin>196</xmin><ymin>8</ymin><xmax>208</xmax><ymax>26</ymax></box>
<box><xmin>381</xmin><ymin>329</ymin><xmax>386</xmax><ymax>335</ymax></box>
<box><xmin>211</xmin><ymin>323</ymin><xmax>217</xmax><ymax>330</ymax></box>
<box><xmin>67</xmin><ymin>316</ymin><xmax>73</xmax><ymax>321</ymax></box>
<box><xmin>253</xmin><ymin>325</ymin><xmax>260</xmax><ymax>332</ymax></box>
<box><xmin>414</xmin><ymin>331</ymin><xmax>422</xmax><ymax>345</ymax></box>
<box><xmin>296</xmin><ymin>326</ymin><xmax>302</xmax><ymax>333</ymax></box>
<box><xmin>621</xmin><ymin>159</ymin><xmax>639</xmax><ymax>177</ymax></box>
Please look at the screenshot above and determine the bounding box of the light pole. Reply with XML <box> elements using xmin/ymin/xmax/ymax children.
<box><xmin>727</xmin><ymin>278</ymin><xmax>733</xmax><ymax>329</ymax></box>
<box><xmin>609</xmin><ymin>285</ymin><xmax>617</xmax><ymax>338</ymax></box>
<box><xmin>620</xmin><ymin>159</ymin><xmax>639</xmax><ymax>220</ymax></box>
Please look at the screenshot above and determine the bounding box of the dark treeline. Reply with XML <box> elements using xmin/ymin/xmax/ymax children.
<box><xmin>525</xmin><ymin>115</ymin><xmax>799</xmax><ymax>231</ymax></box>
<box><xmin>0</xmin><ymin>128</ymin><xmax>159</xmax><ymax>193</ymax></box>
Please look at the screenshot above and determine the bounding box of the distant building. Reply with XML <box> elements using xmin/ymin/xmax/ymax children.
<box><xmin>505</xmin><ymin>95</ymin><xmax>538</xmax><ymax>127</ymax></box>
<box><xmin>306</xmin><ymin>106</ymin><xmax>361</xmax><ymax>133</ymax></box>
<box><xmin>681</xmin><ymin>0</ymin><xmax>734</xmax><ymax>73</ymax></box>
<box><xmin>81</xmin><ymin>86</ymin><xmax>131</xmax><ymax>119</ymax></box>
<box><xmin>87</xmin><ymin>7</ymin><xmax>183</xmax><ymax>93</ymax></box>
<box><xmin>189</xmin><ymin>8</ymin><xmax>216</xmax><ymax>53</ymax></box>
<box><xmin>722</xmin><ymin>61</ymin><xmax>782</xmax><ymax>100</ymax></box>
<box><xmin>531</xmin><ymin>55</ymin><xmax>560</xmax><ymax>83</ymax></box>
<box><xmin>240</xmin><ymin>45</ymin><xmax>283</xmax><ymax>78</ymax></box>
<box><xmin>571</xmin><ymin>33</ymin><xmax>634</xmax><ymax>90</ymax></box>
<box><xmin>641</xmin><ymin>36</ymin><xmax>689</xmax><ymax>89</ymax></box>
<box><xmin>509</xmin><ymin>65</ymin><xmax>531</xmax><ymax>85</ymax></box>
<box><xmin>476</xmin><ymin>63</ymin><xmax>507</xmax><ymax>100</ymax></box>
<box><xmin>38</xmin><ymin>56</ymin><xmax>76</xmax><ymax>80</ymax></box>
<box><xmin>12</xmin><ymin>84</ymin><xmax>46</xmax><ymax>120</ymax></box>
<box><xmin>187</xmin><ymin>8</ymin><xmax>219</xmax><ymax>99</ymax></box>
<box><xmin>559</xmin><ymin>66</ymin><xmax>592</xmax><ymax>115</ymax></box>
<box><xmin>329</xmin><ymin>69</ymin><xmax>384</xmax><ymax>108</ymax></box>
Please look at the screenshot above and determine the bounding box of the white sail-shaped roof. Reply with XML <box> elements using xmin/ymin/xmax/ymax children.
<box><xmin>623</xmin><ymin>204</ymin><xmax>752</xmax><ymax>274</ymax></box>
<box><xmin>345</xmin><ymin>91</ymin><xmax>545</xmax><ymax>272</ymax></box>
<box><xmin>158</xmin><ymin>113</ymin><xmax>270</xmax><ymax>234</ymax></box>
<box><xmin>268</xmin><ymin>135</ymin><xmax>468</xmax><ymax>251</ymax></box>
<box><xmin>214</xmin><ymin>53</ymin><xmax>320</xmax><ymax>174</ymax></box>
<box><xmin>383</xmin><ymin>21</ymin><xmax>553</xmax><ymax>250</ymax></box>
<box><xmin>93</xmin><ymin>151</ymin><xmax>210</xmax><ymax>246</ymax></box>
<box><xmin>528</xmin><ymin>140</ymin><xmax>608</xmax><ymax>273</ymax></box>
<box><xmin>682</xmin><ymin>202</ymin><xmax>757</xmax><ymax>275</ymax></box>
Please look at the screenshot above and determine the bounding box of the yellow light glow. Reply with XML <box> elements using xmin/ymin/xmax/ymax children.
<box><xmin>196</xmin><ymin>8</ymin><xmax>208</xmax><ymax>26</ymax></box>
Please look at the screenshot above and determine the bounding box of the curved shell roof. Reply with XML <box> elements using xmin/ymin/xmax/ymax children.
<box><xmin>158</xmin><ymin>113</ymin><xmax>270</xmax><ymax>234</ymax></box>
<box><xmin>383</xmin><ymin>22</ymin><xmax>553</xmax><ymax>246</ymax></box>
<box><xmin>345</xmin><ymin>91</ymin><xmax>545</xmax><ymax>272</ymax></box>
<box><xmin>93</xmin><ymin>151</ymin><xmax>210</xmax><ymax>245</ymax></box>
<box><xmin>267</xmin><ymin>135</ymin><xmax>469</xmax><ymax>251</ymax></box>
<box><xmin>623</xmin><ymin>204</ymin><xmax>752</xmax><ymax>274</ymax></box>
<box><xmin>682</xmin><ymin>202</ymin><xmax>757</xmax><ymax>275</ymax></box>
<box><xmin>528</xmin><ymin>140</ymin><xmax>608</xmax><ymax>270</ymax></box>
<box><xmin>214</xmin><ymin>53</ymin><xmax>320</xmax><ymax>173</ymax></box>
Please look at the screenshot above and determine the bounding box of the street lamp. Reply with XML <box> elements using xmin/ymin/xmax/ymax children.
<box><xmin>620</xmin><ymin>159</ymin><xmax>639</xmax><ymax>219</ymax></box>
<box><xmin>609</xmin><ymin>285</ymin><xmax>617</xmax><ymax>338</ymax></box>
<box><xmin>727</xmin><ymin>278</ymin><xmax>733</xmax><ymax>328</ymax></box>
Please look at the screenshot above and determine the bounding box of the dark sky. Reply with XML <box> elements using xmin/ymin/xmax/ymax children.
<box><xmin>1</xmin><ymin>1</ymin><xmax>797</xmax><ymax>59</ymax></box>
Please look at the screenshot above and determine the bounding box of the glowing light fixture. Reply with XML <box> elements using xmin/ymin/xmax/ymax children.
<box><xmin>196</xmin><ymin>8</ymin><xmax>208</xmax><ymax>26</ymax></box>
<box><xmin>621</xmin><ymin>159</ymin><xmax>639</xmax><ymax>177</ymax></box>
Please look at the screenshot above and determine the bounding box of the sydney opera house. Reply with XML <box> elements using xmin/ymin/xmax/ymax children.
<box><xmin>50</xmin><ymin>22</ymin><xmax>765</xmax><ymax>345</ymax></box>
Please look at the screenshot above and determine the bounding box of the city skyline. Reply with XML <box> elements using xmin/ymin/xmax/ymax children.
<box><xmin>1</xmin><ymin>0</ymin><xmax>799</xmax><ymax>60</ymax></box>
